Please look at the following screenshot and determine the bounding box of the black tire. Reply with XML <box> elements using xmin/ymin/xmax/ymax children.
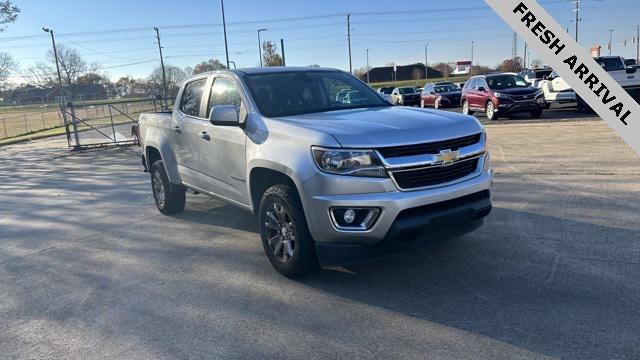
<box><xmin>258</xmin><ymin>184</ymin><xmax>319</xmax><ymax>278</ymax></box>
<box><xmin>530</xmin><ymin>108</ymin><xmax>543</xmax><ymax>118</ymax></box>
<box><xmin>150</xmin><ymin>160</ymin><xmax>185</xmax><ymax>215</ymax></box>
<box><xmin>486</xmin><ymin>100</ymin><xmax>499</xmax><ymax>120</ymax></box>
<box><xmin>462</xmin><ymin>99</ymin><xmax>474</xmax><ymax>115</ymax></box>
<box><xmin>576</xmin><ymin>96</ymin><xmax>593</xmax><ymax>113</ymax></box>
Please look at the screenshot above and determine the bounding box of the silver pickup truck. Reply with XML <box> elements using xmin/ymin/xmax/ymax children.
<box><xmin>138</xmin><ymin>67</ymin><xmax>493</xmax><ymax>277</ymax></box>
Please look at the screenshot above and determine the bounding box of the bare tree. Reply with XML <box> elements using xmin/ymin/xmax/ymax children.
<box><xmin>0</xmin><ymin>52</ymin><xmax>16</xmax><ymax>89</ymax></box>
<box><xmin>148</xmin><ymin>65</ymin><xmax>187</xmax><ymax>97</ymax></box>
<box><xmin>469</xmin><ymin>65</ymin><xmax>494</xmax><ymax>76</ymax></box>
<box><xmin>262</xmin><ymin>41</ymin><xmax>283</xmax><ymax>67</ymax></box>
<box><xmin>432</xmin><ymin>62</ymin><xmax>454</xmax><ymax>78</ymax></box>
<box><xmin>193</xmin><ymin>59</ymin><xmax>227</xmax><ymax>74</ymax></box>
<box><xmin>412</xmin><ymin>68</ymin><xmax>424</xmax><ymax>81</ymax></box>
<box><xmin>0</xmin><ymin>0</ymin><xmax>19</xmax><ymax>33</ymax></box>
<box><xmin>530</xmin><ymin>59</ymin><xmax>544</xmax><ymax>68</ymax></box>
<box><xmin>25</xmin><ymin>43</ymin><xmax>89</xmax><ymax>99</ymax></box>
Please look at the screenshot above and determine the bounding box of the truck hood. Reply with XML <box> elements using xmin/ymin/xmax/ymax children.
<box><xmin>274</xmin><ymin>106</ymin><xmax>483</xmax><ymax>148</ymax></box>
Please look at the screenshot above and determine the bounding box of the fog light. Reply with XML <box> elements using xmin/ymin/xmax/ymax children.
<box><xmin>344</xmin><ymin>209</ymin><xmax>356</xmax><ymax>224</ymax></box>
<box><xmin>330</xmin><ymin>207</ymin><xmax>381</xmax><ymax>230</ymax></box>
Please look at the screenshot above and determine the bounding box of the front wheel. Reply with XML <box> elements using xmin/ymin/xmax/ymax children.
<box><xmin>420</xmin><ymin>99</ymin><xmax>425</xmax><ymax>108</ymax></box>
<box><xmin>150</xmin><ymin>160</ymin><xmax>185</xmax><ymax>215</ymax></box>
<box><xmin>258</xmin><ymin>184</ymin><xmax>319</xmax><ymax>278</ymax></box>
<box><xmin>434</xmin><ymin>97</ymin><xmax>440</xmax><ymax>109</ymax></box>
<box><xmin>530</xmin><ymin>108</ymin><xmax>543</xmax><ymax>118</ymax></box>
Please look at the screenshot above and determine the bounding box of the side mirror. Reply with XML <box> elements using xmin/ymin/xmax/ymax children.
<box><xmin>209</xmin><ymin>104</ymin><xmax>239</xmax><ymax>126</ymax></box>
<box><xmin>430</xmin><ymin>92</ymin><xmax>435</xmax><ymax>95</ymax></box>
<box><xmin>626</xmin><ymin>67</ymin><xmax>637</xmax><ymax>74</ymax></box>
<box><xmin>477</xmin><ymin>87</ymin><xmax>486</xmax><ymax>92</ymax></box>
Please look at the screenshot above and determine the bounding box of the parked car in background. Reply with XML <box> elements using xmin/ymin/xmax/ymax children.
<box><xmin>539</xmin><ymin>70</ymin><xmax>575</xmax><ymax>108</ymax></box>
<box><xmin>461</xmin><ymin>73</ymin><xmax>545</xmax><ymax>120</ymax></box>
<box><xmin>390</xmin><ymin>86</ymin><xmax>420</xmax><ymax>106</ymax></box>
<box><xmin>377</xmin><ymin>86</ymin><xmax>394</xmax><ymax>95</ymax></box>
<box><xmin>138</xmin><ymin>67</ymin><xmax>492</xmax><ymax>277</ymax></box>
<box><xmin>519</xmin><ymin>68</ymin><xmax>553</xmax><ymax>88</ymax></box>
<box><xmin>624</xmin><ymin>58</ymin><xmax>637</xmax><ymax>66</ymax></box>
<box><xmin>593</xmin><ymin>56</ymin><xmax>640</xmax><ymax>100</ymax></box>
<box><xmin>335</xmin><ymin>89</ymin><xmax>349</xmax><ymax>103</ymax></box>
<box><xmin>420</xmin><ymin>82</ymin><xmax>462</xmax><ymax>109</ymax></box>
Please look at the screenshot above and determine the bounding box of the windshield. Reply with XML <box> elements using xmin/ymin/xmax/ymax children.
<box><xmin>379</xmin><ymin>87</ymin><xmax>394</xmax><ymax>94</ymax></box>
<box><xmin>434</xmin><ymin>85</ymin><xmax>458</xmax><ymax>93</ymax></box>
<box><xmin>398</xmin><ymin>87</ymin><xmax>416</xmax><ymax>94</ymax></box>
<box><xmin>245</xmin><ymin>71</ymin><xmax>388</xmax><ymax>117</ymax></box>
<box><xmin>594</xmin><ymin>57</ymin><xmax>625</xmax><ymax>71</ymax></box>
<box><xmin>486</xmin><ymin>75</ymin><xmax>530</xmax><ymax>90</ymax></box>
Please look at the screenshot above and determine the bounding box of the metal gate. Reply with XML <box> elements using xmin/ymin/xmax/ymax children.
<box><xmin>63</xmin><ymin>98</ymin><xmax>173</xmax><ymax>149</ymax></box>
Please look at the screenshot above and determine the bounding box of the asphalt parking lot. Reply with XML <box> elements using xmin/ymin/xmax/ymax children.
<box><xmin>1</xmin><ymin>117</ymin><xmax>639</xmax><ymax>359</ymax></box>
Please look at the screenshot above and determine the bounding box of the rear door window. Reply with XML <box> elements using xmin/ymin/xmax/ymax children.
<box><xmin>180</xmin><ymin>79</ymin><xmax>206</xmax><ymax>117</ymax></box>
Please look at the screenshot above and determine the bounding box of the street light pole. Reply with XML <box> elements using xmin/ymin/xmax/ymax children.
<box><xmin>609</xmin><ymin>29</ymin><xmax>614</xmax><ymax>55</ymax></box>
<box><xmin>42</xmin><ymin>28</ymin><xmax>65</xmax><ymax>106</ymax></box>
<box><xmin>471</xmin><ymin>41</ymin><xmax>475</xmax><ymax>65</ymax></box>
<box><xmin>366</xmin><ymin>49</ymin><xmax>370</xmax><ymax>84</ymax></box>
<box><xmin>257</xmin><ymin>28</ymin><xmax>267</xmax><ymax>67</ymax></box>
<box><xmin>347</xmin><ymin>13</ymin><xmax>352</xmax><ymax>73</ymax></box>
<box><xmin>221</xmin><ymin>0</ymin><xmax>230</xmax><ymax>69</ymax></box>
<box><xmin>424</xmin><ymin>42</ymin><xmax>429</xmax><ymax>81</ymax></box>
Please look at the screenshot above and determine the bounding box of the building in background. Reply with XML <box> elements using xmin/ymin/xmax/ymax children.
<box><xmin>591</xmin><ymin>45</ymin><xmax>602</xmax><ymax>57</ymax></box>
<box><xmin>452</xmin><ymin>60</ymin><xmax>472</xmax><ymax>75</ymax></box>
<box><xmin>362</xmin><ymin>63</ymin><xmax>443</xmax><ymax>83</ymax></box>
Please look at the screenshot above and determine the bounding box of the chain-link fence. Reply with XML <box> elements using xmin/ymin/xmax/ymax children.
<box><xmin>0</xmin><ymin>107</ymin><xmax>65</xmax><ymax>139</ymax></box>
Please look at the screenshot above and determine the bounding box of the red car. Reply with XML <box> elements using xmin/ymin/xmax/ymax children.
<box><xmin>420</xmin><ymin>82</ymin><xmax>462</xmax><ymax>109</ymax></box>
<box><xmin>461</xmin><ymin>73</ymin><xmax>545</xmax><ymax>120</ymax></box>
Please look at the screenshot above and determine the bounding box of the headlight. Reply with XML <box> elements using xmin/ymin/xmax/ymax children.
<box><xmin>312</xmin><ymin>147</ymin><xmax>387</xmax><ymax>177</ymax></box>
<box><xmin>494</xmin><ymin>92</ymin><xmax>511</xmax><ymax>99</ymax></box>
<box><xmin>482</xmin><ymin>151</ymin><xmax>492</xmax><ymax>173</ymax></box>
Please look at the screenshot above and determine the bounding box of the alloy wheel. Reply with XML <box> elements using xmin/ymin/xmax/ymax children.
<box><xmin>264</xmin><ymin>203</ymin><xmax>296</xmax><ymax>263</ymax></box>
<box><xmin>486</xmin><ymin>102</ymin><xmax>495</xmax><ymax>119</ymax></box>
<box><xmin>152</xmin><ymin>169</ymin><xmax>165</xmax><ymax>208</ymax></box>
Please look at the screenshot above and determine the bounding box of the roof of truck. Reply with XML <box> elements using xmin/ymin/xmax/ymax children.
<box><xmin>228</xmin><ymin>66</ymin><xmax>342</xmax><ymax>75</ymax></box>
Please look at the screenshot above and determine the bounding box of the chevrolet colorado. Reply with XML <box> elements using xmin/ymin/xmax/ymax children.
<box><xmin>138</xmin><ymin>67</ymin><xmax>492</xmax><ymax>277</ymax></box>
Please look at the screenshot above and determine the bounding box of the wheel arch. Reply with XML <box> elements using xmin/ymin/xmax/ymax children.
<box><xmin>144</xmin><ymin>140</ymin><xmax>181</xmax><ymax>184</ymax></box>
<box><xmin>248</xmin><ymin>166</ymin><xmax>300</xmax><ymax>216</ymax></box>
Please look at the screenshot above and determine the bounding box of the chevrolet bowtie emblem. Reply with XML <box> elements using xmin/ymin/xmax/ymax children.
<box><xmin>435</xmin><ymin>149</ymin><xmax>460</xmax><ymax>165</ymax></box>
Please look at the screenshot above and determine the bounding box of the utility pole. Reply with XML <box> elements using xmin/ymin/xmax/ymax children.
<box><xmin>512</xmin><ymin>32</ymin><xmax>518</xmax><ymax>60</ymax></box>
<box><xmin>424</xmin><ymin>42</ymin><xmax>429</xmax><ymax>81</ymax></box>
<box><xmin>280</xmin><ymin>38</ymin><xmax>286</xmax><ymax>66</ymax></box>
<box><xmin>221</xmin><ymin>0</ymin><xmax>230</xmax><ymax>69</ymax></box>
<box><xmin>366</xmin><ymin>49</ymin><xmax>370</xmax><ymax>83</ymax></box>
<box><xmin>154</xmin><ymin>27</ymin><xmax>168</xmax><ymax>107</ymax></box>
<box><xmin>347</xmin><ymin>13</ymin><xmax>352</xmax><ymax>73</ymax></box>
<box><xmin>572</xmin><ymin>0</ymin><xmax>580</xmax><ymax>42</ymax></box>
<box><xmin>523</xmin><ymin>42</ymin><xmax>527</xmax><ymax>69</ymax></box>
<box><xmin>609</xmin><ymin>29</ymin><xmax>614</xmax><ymax>55</ymax></box>
<box><xmin>257</xmin><ymin>28</ymin><xmax>267</xmax><ymax>66</ymax></box>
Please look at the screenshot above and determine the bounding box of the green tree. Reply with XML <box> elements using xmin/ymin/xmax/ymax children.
<box><xmin>262</xmin><ymin>41</ymin><xmax>283</xmax><ymax>67</ymax></box>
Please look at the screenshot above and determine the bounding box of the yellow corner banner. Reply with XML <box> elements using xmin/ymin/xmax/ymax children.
<box><xmin>485</xmin><ymin>0</ymin><xmax>640</xmax><ymax>155</ymax></box>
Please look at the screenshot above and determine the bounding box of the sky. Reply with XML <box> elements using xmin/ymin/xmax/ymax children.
<box><xmin>1</xmin><ymin>0</ymin><xmax>639</xmax><ymax>83</ymax></box>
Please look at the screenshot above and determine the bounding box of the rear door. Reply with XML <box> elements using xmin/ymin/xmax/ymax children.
<box><xmin>465</xmin><ymin>79</ymin><xmax>478</xmax><ymax>108</ymax></box>
<box><xmin>474</xmin><ymin>78</ymin><xmax>489</xmax><ymax>108</ymax></box>
<box><xmin>195</xmin><ymin>75</ymin><xmax>249</xmax><ymax>205</ymax></box>
<box><xmin>172</xmin><ymin>77</ymin><xmax>209</xmax><ymax>185</ymax></box>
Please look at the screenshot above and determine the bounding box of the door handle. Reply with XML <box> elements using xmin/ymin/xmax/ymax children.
<box><xmin>173</xmin><ymin>126</ymin><xmax>181</xmax><ymax>134</ymax></box>
<box><xmin>199</xmin><ymin>131</ymin><xmax>211</xmax><ymax>141</ymax></box>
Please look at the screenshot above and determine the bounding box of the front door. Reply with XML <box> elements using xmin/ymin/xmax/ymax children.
<box><xmin>195</xmin><ymin>75</ymin><xmax>248</xmax><ymax>205</ymax></box>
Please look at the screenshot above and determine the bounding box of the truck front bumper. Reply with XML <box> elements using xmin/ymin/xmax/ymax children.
<box><xmin>300</xmin><ymin>164</ymin><xmax>492</xmax><ymax>265</ymax></box>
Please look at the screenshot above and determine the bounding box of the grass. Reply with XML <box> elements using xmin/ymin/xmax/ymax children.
<box><xmin>369</xmin><ymin>75</ymin><xmax>470</xmax><ymax>89</ymax></box>
<box><xmin>0</xmin><ymin>126</ymin><xmax>68</xmax><ymax>146</ymax></box>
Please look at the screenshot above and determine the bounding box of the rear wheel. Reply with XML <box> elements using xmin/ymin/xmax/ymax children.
<box><xmin>462</xmin><ymin>100</ymin><xmax>474</xmax><ymax>115</ymax></box>
<box><xmin>434</xmin><ymin>97</ymin><xmax>440</xmax><ymax>109</ymax></box>
<box><xmin>150</xmin><ymin>160</ymin><xmax>185</xmax><ymax>215</ymax></box>
<box><xmin>486</xmin><ymin>101</ymin><xmax>499</xmax><ymax>120</ymax></box>
<box><xmin>258</xmin><ymin>184</ymin><xmax>319</xmax><ymax>278</ymax></box>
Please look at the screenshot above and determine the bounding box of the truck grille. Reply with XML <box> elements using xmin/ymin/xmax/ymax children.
<box><xmin>377</xmin><ymin>133</ymin><xmax>481</xmax><ymax>158</ymax></box>
<box><xmin>390</xmin><ymin>157</ymin><xmax>479</xmax><ymax>190</ymax></box>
